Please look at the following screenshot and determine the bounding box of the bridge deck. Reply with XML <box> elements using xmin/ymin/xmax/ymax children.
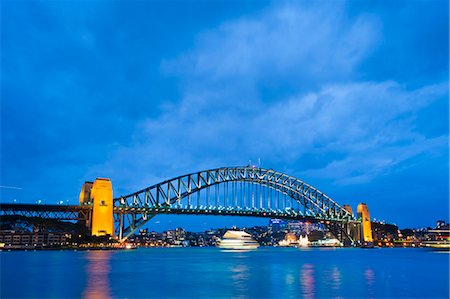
<box><xmin>0</xmin><ymin>203</ymin><xmax>91</xmax><ymax>212</ymax></box>
<box><xmin>0</xmin><ymin>203</ymin><xmax>92</xmax><ymax>221</ymax></box>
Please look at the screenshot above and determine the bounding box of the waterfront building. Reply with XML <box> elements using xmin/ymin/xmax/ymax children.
<box><xmin>0</xmin><ymin>231</ymin><xmax>68</xmax><ymax>248</ymax></box>
<box><xmin>278</xmin><ymin>233</ymin><xmax>298</xmax><ymax>247</ymax></box>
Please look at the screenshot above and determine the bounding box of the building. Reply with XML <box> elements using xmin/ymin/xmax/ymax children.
<box><xmin>0</xmin><ymin>231</ymin><xmax>68</xmax><ymax>248</ymax></box>
<box><xmin>268</xmin><ymin>219</ymin><xmax>287</xmax><ymax>233</ymax></box>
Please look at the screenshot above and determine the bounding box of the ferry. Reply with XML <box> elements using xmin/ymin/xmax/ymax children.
<box><xmin>310</xmin><ymin>238</ymin><xmax>342</xmax><ymax>247</ymax></box>
<box><xmin>422</xmin><ymin>229</ymin><xmax>450</xmax><ymax>251</ymax></box>
<box><xmin>217</xmin><ymin>230</ymin><xmax>259</xmax><ymax>250</ymax></box>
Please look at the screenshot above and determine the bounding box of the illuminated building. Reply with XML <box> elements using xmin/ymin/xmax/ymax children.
<box><xmin>268</xmin><ymin>219</ymin><xmax>287</xmax><ymax>233</ymax></box>
<box><xmin>357</xmin><ymin>203</ymin><xmax>373</xmax><ymax>245</ymax></box>
<box><xmin>285</xmin><ymin>233</ymin><xmax>297</xmax><ymax>243</ymax></box>
<box><xmin>287</xmin><ymin>221</ymin><xmax>302</xmax><ymax>233</ymax></box>
<box><xmin>278</xmin><ymin>233</ymin><xmax>298</xmax><ymax>247</ymax></box>
<box><xmin>0</xmin><ymin>231</ymin><xmax>68</xmax><ymax>247</ymax></box>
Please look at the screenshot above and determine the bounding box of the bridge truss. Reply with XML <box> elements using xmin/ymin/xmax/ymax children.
<box><xmin>114</xmin><ymin>166</ymin><xmax>356</xmax><ymax>242</ymax></box>
<box><xmin>0</xmin><ymin>203</ymin><xmax>91</xmax><ymax>221</ymax></box>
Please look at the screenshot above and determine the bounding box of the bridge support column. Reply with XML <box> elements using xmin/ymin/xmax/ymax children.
<box><xmin>326</xmin><ymin>222</ymin><xmax>355</xmax><ymax>246</ymax></box>
<box><xmin>119</xmin><ymin>212</ymin><xmax>124</xmax><ymax>241</ymax></box>
<box><xmin>79</xmin><ymin>178</ymin><xmax>115</xmax><ymax>237</ymax></box>
<box><xmin>347</xmin><ymin>222</ymin><xmax>360</xmax><ymax>245</ymax></box>
<box><xmin>91</xmin><ymin>178</ymin><xmax>114</xmax><ymax>237</ymax></box>
<box><xmin>342</xmin><ymin>204</ymin><xmax>360</xmax><ymax>246</ymax></box>
<box><xmin>79</xmin><ymin>182</ymin><xmax>93</xmax><ymax>232</ymax></box>
<box><xmin>357</xmin><ymin>203</ymin><xmax>373</xmax><ymax>247</ymax></box>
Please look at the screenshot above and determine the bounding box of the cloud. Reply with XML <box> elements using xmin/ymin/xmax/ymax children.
<box><xmin>92</xmin><ymin>79</ymin><xmax>447</xmax><ymax>193</ymax></box>
<box><xmin>163</xmin><ymin>2</ymin><xmax>380</xmax><ymax>90</ymax></box>
<box><xmin>85</xmin><ymin>2</ymin><xmax>447</xmax><ymax>198</ymax></box>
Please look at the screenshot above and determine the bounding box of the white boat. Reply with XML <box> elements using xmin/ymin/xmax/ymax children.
<box><xmin>423</xmin><ymin>229</ymin><xmax>450</xmax><ymax>251</ymax></box>
<box><xmin>310</xmin><ymin>238</ymin><xmax>342</xmax><ymax>247</ymax></box>
<box><xmin>423</xmin><ymin>241</ymin><xmax>450</xmax><ymax>250</ymax></box>
<box><xmin>217</xmin><ymin>230</ymin><xmax>259</xmax><ymax>250</ymax></box>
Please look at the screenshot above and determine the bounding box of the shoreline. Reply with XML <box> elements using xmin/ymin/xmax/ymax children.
<box><xmin>1</xmin><ymin>245</ymin><xmax>445</xmax><ymax>251</ymax></box>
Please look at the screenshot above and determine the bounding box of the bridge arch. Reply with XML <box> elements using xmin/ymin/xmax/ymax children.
<box><xmin>114</xmin><ymin>166</ymin><xmax>354</xmax><ymax>241</ymax></box>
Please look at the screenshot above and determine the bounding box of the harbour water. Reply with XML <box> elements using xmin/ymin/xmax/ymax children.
<box><xmin>1</xmin><ymin>247</ymin><xmax>448</xmax><ymax>298</ymax></box>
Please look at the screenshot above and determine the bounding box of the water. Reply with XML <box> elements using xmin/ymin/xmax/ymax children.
<box><xmin>1</xmin><ymin>247</ymin><xmax>448</xmax><ymax>298</ymax></box>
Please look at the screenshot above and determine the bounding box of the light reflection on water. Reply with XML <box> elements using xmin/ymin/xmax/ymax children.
<box><xmin>330</xmin><ymin>266</ymin><xmax>341</xmax><ymax>291</ymax></box>
<box><xmin>230</xmin><ymin>263</ymin><xmax>249</xmax><ymax>298</ymax></box>
<box><xmin>1</xmin><ymin>247</ymin><xmax>448</xmax><ymax>298</ymax></box>
<box><xmin>300</xmin><ymin>263</ymin><xmax>315</xmax><ymax>299</ymax></box>
<box><xmin>83</xmin><ymin>251</ymin><xmax>112</xmax><ymax>299</ymax></box>
<box><xmin>230</xmin><ymin>264</ymin><xmax>249</xmax><ymax>282</ymax></box>
<box><xmin>364</xmin><ymin>268</ymin><xmax>376</xmax><ymax>298</ymax></box>
<box><xmin>365</xmin><ymin>268</ymin><xmax>375</xmax><ymax>286</ymax></box>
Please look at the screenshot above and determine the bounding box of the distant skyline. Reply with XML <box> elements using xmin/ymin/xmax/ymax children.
<box><xmin>1</xmin><ymin>0</ymin><xmax>448</xmax><ymax>230</ymax></box>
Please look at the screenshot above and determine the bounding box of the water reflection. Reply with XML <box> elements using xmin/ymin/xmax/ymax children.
<box><xmin>364</xmin><ymin>268</ymin><xmax>375</xmax><ymax>286</ymax></box>
<box><xmin>230</xmin><ymin>264</ymin><xmax>249</xmax><ymax>285</ymax></box>
<box><xmin>83</xmin><ymin>251</ymin><xmax>112</xmax><ymax>299</ymax></box>
<box><xmin>285</xmin><ymin>271</ymin><xmax>295</xmax><ymax>285</ymax></box>
<box><xmin>364</xmin><ymin>268</ymin><xmax>375</xmax><ymax>297</ymax></box>
<box><xmin>330</xmin><ymin>266</ymin><xmax>341</xmax><ymax>291</ymax></box>
<box><xmin>231</xmin><ymin>264</ymin><xmax>249</xmax><ymax>281</ymax></box>
<box><xmin>300</xmin><ymin>263</ymin><xmax>315</xmax><ymax>299</ymax></box>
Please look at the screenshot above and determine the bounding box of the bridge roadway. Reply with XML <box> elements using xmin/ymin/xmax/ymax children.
<box><xmin>0</xmin><ymin>202</ymin><xmax>352</xmax><ymax>223</ymax></box>
<box><xmin>114</xmin><ymin>205</ymin><xmax>353</xmax><ymax>223</ymax></box>
<box><xmin>0</xmin><ymin>203</ymin><xmax>92</xmax><ymax>221</ymax></box>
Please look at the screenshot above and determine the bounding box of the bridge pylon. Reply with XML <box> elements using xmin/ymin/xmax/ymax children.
<box><xmin>79</xmin><ymin>178</ymin><xmax>115</xmax><ymax>237</ymax></box>
<box><xmin>341</xmin><ymin>204</ymin><xmax>360</xmax><ymax>245</ymax></box>
<box><xmin>357</xmin><ymin>203</ymin><xmax>373</xmax><ymax>247</ymax></box>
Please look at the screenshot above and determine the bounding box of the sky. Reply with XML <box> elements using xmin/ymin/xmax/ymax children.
<box><xmin>1</xmin><ymin>0</ymin><xmax>448</xmax><ymax>231</ymax></box>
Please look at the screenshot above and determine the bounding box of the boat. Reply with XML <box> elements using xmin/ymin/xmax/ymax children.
<box><xmin>423</xmin><ymin>241</ymin><xmax>450</xmax><ymax>250</ymax></box>
<box><xmin>422</xmin><ymin>229</ymin><xmax>450</xmax><ymax>251</ymax></box>
<box><xmin>217</xmin><ymin>230</ymin><xmax>259</xmax><ymax>250</ymax></box>
<box><xmin>310</xmin><ymin>238</ymin><xmax>342</xmax><ymax>247</ymax></box>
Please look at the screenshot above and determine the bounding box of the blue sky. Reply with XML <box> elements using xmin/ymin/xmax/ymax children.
<box><xmin>1</xmin><ymin>0</ymin><xmax>448</xmax><ymax>231</ymax></box>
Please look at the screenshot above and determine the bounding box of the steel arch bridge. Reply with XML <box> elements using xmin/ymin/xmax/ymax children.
<box><xmin>114</xmin><ymin>166</ymin><xmax>356</xmax><ymax>242</ymax></box>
